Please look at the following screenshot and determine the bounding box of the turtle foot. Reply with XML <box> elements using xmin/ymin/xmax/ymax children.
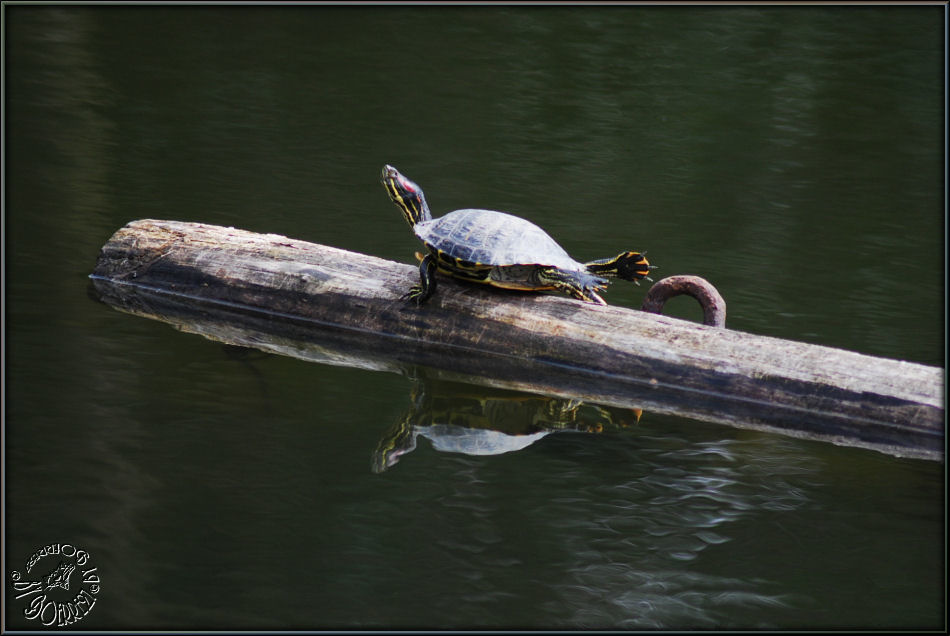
<box><xmin>402</xmin><ymin>286</ymin><xmax>430</xmax><ymax>306</ymax></box>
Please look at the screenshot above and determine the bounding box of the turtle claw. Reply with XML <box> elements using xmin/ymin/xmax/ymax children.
<box><xmin>589</xmin><ymin>292</ymin><xmax>607</xmax><ymax>305</ymax></box>
<box><xmin>402</xmin><ymin>285</ymin><xmax>430</xmax><ymax>306</ymax></box>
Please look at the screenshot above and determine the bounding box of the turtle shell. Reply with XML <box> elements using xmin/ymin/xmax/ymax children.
<box><xmin>417</xmin><ymin>424</ymin><xmax>551</xmax><ymax>456</ymax></box>
<box><xmin>413</xmin><ymin>209</ymin><xmax>583</xmax><ymax>271</ymax></box>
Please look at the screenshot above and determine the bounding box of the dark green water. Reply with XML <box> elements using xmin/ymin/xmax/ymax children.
<box><xmin>5</xmin><ymin>5</ymin><xmax>944</xmax><ymax>630</ymax></box>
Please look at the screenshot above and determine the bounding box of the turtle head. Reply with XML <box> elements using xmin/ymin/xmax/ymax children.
<box><xmin>371</xmin><ymin>414</ymin><xmax>418</xmax><ymax>473</ymax></box>
<box><xmin>381</xmin><ymin>165</ymin><xmax>432</xmax><ymax>227</ymax></box>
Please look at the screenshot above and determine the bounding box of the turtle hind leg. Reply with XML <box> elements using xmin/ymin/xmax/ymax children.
<box><xmin>577</xmin><ymin>289</ymin><xmax>607</xmax><ymax>305</ymax></box>
<box><xmin>403</xmin><ymin>252</ymin><xmax>437</xmax><ymax>305</ymax></box>
<box><xmin>538</xmin><ymin>267</ymin><xmax>608</xmax><ymax>305</ymax></box>
<box><xmin>585</xmin><ymin>251</ymin><xmax>657</xmax><ymax>285</ymax></box>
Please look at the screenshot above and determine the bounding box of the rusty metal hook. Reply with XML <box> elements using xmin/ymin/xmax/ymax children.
<box><xmin>641</xmin><ymin>275</ymin><xmax>727</xmax><ymax>327</ymax></box>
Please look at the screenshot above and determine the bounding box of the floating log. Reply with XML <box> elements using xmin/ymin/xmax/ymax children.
<box><xmin>89</xmin><ymin>219</ymin><xmax>944</xmax><ymax>461</ymax></box>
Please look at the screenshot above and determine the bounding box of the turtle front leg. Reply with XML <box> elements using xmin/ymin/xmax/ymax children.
<box><xmin>404</xmin><ymin>252</ymin><xmax>437</xmax><ymax>305</ymax></box>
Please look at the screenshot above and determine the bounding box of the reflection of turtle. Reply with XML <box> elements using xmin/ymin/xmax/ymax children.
<box><xmin>372</xmin><ymin>380</ymin><xmax>641</xmax><ymax>473</ymax></box>
<box><xmin>381</xmin><ymin>165</ymin><xmax>655</xmax><ymax>305</ymax></box>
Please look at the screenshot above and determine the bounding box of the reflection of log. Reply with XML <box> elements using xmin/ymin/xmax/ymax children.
<box><xmin>90</xmin><ymin>219</ymin><xmax>943</xmax><ymax>461</ymax></box>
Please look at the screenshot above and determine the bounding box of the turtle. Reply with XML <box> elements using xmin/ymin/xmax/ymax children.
<box><xmin>381</xmin><ymin>165</ymin><xmax>655</xmax><ymax>305</ymax></box>
<box><xmin>371</xmin><ymin>379</ymin><xmax>641</xmax><ymax>473</ymax></box>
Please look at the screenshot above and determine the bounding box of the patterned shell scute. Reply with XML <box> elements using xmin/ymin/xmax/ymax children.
<box><xmin>414</xmin><ymin>209</ymin><xmax>582</xmax><ymax>269</ymax></box>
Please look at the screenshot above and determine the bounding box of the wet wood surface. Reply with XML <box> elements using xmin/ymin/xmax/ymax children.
<box><xmin>90</xmin><ymin>219</ymin><xmax>944</xmax><ymax>460</ymax></box>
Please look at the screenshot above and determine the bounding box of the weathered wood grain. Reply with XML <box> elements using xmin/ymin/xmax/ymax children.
<box><xmin>90</xmin><ymin>219</ymin><xmax>944</xmax><ymax>460</ymax></box>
